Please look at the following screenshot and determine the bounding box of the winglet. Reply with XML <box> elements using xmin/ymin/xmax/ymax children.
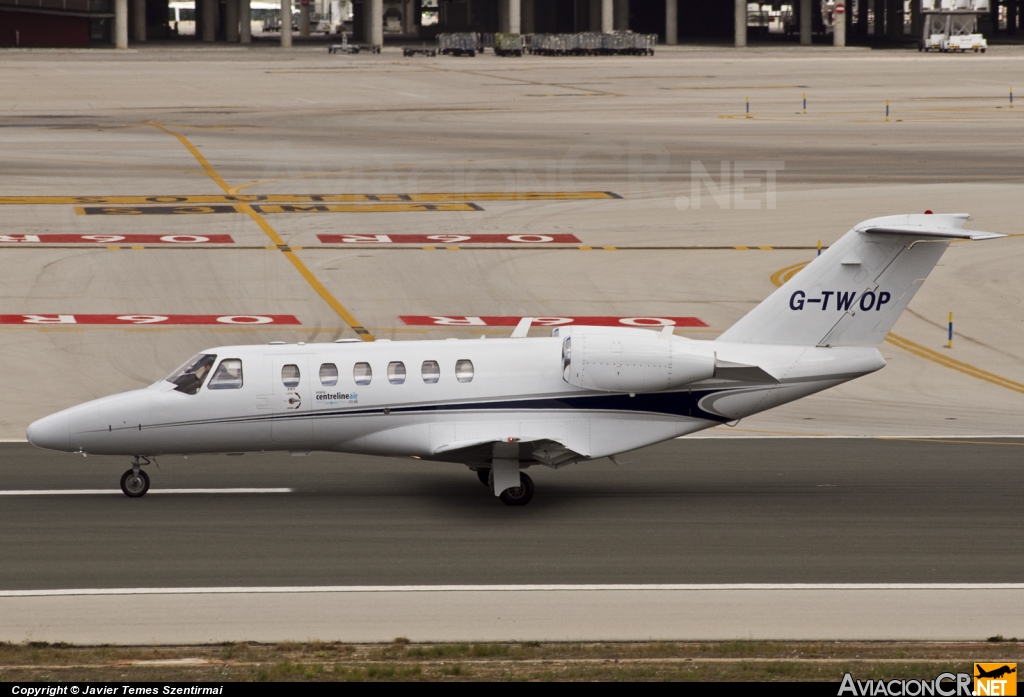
<box><xmin>511</xmin><ymin>317</ymin><xmax>533</xmax><ymax>338</ymax></box>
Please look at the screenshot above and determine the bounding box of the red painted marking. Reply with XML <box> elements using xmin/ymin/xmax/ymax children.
<box><xmin>0</xmin><ymin>234</ymin><xmax>234</xmax><ymax>244</ymax></box>
<box><xmin>400</xmin><ymin>316</ymin><xmax>708</xmax><ymax>328</ymax></box>
<box><xmin>0</xmin><ymin>314</ymin><xmax>300</xmax><ymax>325</ymax></box>
<box><xmin>317</xmin><ymin>233</ymin><xmax>581</xmax><ymax>244</ymax></box>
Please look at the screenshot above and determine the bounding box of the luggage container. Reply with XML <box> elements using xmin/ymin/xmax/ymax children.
<box><xmin>438</xmin><ymin>32</ymin><xmax>478</xmax><ymax>56</ymax></box>
<box><xmin>494</xmin><ymin>33</ymin><xmax>524</xmax><ymax>56</ymax></box>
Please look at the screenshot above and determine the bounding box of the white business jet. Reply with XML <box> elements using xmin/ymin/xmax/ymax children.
<box><xmin>27</xmin><ymin>214</ymin><xmax>1002</xmax><ymax>505</ymax></box>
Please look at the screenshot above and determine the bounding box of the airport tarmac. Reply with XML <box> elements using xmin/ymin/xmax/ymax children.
<box><xmin>2</xmin><ymin>437</ymin><xmax>1021</xmax><ymax>589</ymax></box>
<box><xmin>1</xmin><ymin>46</ymin><xmax>1023</xmax><ymax>442</ymax></box>
<box><xmin>1</xmin><ymin>437</ymin><xmax>1023</xmax><ymax>642</ymax></box>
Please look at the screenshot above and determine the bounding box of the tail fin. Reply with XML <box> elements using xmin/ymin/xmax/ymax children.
<box><xmin>717</xmin><ymin>214</ymin><xmax>1003</xmax><ymax>347</ymax></box>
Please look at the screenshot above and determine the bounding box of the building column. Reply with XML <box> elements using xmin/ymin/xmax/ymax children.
<box><xmin>203</xmin><ymin>0</ymin><xmax>217</xmax><ymax>40</ymax></box>
<box><xmin>115</xmin><ymin>0</ymin><xmax>128</xmax><ymax>47</ymax></box>
<box><xmin>280</xmin><ymin>0</ymin><xmax>292</xmax><ymax>45</ymax></box>
<box><xmin>366</xmin><ymin>0</ymin><xmax>382</xmax><ymax>46</ymax></box>
<box><xmin>800</xmin><ymin>0</ymin><xmax>811</xmax><ymax>44</ymax></box>
<box><xmin>508</xmin><ymin>0</ymin><xmax>520</xmax><ymax>33</ymax></box>
<box><xmin>601</xmin><ymin>0</ymin><xmax>612</xmax><ymax>31</ymax></box>
<box><xmin>132</xmin><ymin>0</ymin><xmax>146</xmax><ymax>40</ymax></box>
<box><xmin>613</xmin><ymin>0</ymin><xmax>627</xmax><ymax>30</ymax></box>
<box><xmin>735</xmin><ymin>0</ymin><xmax>747</xmax><ymax>46</ymax></box>
<box><xmin>834</xmin><ymin>1</ymin><xmax>845</xmax><ymax>45</ymax></box>
<box><xmin>887</xmin><ymin>0</ymin><xmax>902</xmax><ymax>37</ymax></box>
<box><xmin>240</xmin><ymin>0</ymin><xmax>252</xmax><ymax>42</ymax></box>
<box><xmin>299</xmin><ymin>1</ymin><xmax>310</xmax><ymax>35</ymax></box>
<box><xmin>665</xmin><ymin>0</ymin><xmax>676</xmax><ymax>44</ymax></box>
<box><xmin>909</xmin><ymin>0</ymin><xmax>921</xmax><ymax>39</ymax></box>
<box><xmin>874</xmin><ymin>0</ymin><xmax>885</xmax><ymax>36</ymax></box>
<box><xmin>521</xmin><ymin>0</ymin><xmax>534</xmax><ymax>33</ymax></box>
<box><xmin>227</xmin><ymin>0</ymin><xmax>240</xmax><ymax>41</ymax></box>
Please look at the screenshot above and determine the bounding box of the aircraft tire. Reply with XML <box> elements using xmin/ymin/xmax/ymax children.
<box><xmin>120</xmin><ymin>469</ymin><xmax>150</xmax><ymax>497</ymax></box>
<box><xmin>499</xmin><ymin>472</ymin><xmax>534</xmax><ymax>506</ymax></box>
<box><xmin>477</xmin><ymin>468</ymin><xmax>490</xmax><ymax>487</ymax></box>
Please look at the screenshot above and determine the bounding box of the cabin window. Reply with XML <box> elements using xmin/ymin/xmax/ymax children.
<box><xmin>455</xmin><ymin>359</ymin><xmax>474</xmax><ymax>383</ymax></box>
<box><xmin>388</xmin><ymin>361</ymin><xmax>406</xmax><ymax>385</ymax></box>
<box><xmin>319</xmin><ymin>363</ymin><xmax>339</xmax><ymax>386</ymax></box>
<box><xmin>166</xmin><ymin>353</ymin><xmax>217</xmax><ymax>395</ymax></box>
<box><xmin>353</xmin><ymin>362</ymin><xmax>372</xmax><ymax>385</ymax></box>
<box><xmin>208</xmin><ymin>359</ymin><xmax>243</xmax><ymax>390</ymax></box>
<box><xmin>281</xmin><ymin>364</ymin><xmax>300</xmax><ymax>388</ymax></box>
<box><xmin>421</xmin><ymin>360</ymin><xmax>440</xmax><ymax>384</ymax></box>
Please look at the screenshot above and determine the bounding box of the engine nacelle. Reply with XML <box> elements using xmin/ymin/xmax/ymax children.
<box><xmin>559</xmin><ymin>328</ymin><xmax>716</xmax><ymax>393</ymax></box>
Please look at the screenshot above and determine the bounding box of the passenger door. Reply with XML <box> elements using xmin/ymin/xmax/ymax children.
<box><xmin>270</xmin><ymin>356</ymin><xmax>312</xmax><ymax>443</ymax></box>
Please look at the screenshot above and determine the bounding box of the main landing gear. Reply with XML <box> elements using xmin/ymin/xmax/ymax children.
<box><xmin>499</xmin><ymin>473</ymin><xmax>534</xmax><ymax>506</ymax></box>
<box><xmin>475</xmin><ymin>468</ymin><xmax>535</xmax><ymax>506</ymax></box>
<box><xmin>120</xmin><ymin>456</ymin><xmax>151</xmax><ymax>497</ymax></box>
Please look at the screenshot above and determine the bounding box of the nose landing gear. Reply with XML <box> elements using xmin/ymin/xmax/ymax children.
<box><xmin>120</xmin><ymin>456</ymin><xmax>151</xmax><ymax>497</ymax></box>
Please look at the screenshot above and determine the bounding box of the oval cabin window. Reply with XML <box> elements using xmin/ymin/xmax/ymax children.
<box><xmin>319</xmin><ymin>363</ymin><xmax>339</xmax><ymax>386</ymax></box>
<box><xmin>421</xmin><ymin>360</ymin><xmax>440</xmax><ymax>384</ymax></box>
<box><xmin>388</xmin><ymin>361</ymin><xmax>406</xmax><ymax>385</ymax></box>
<box><xmin>281</xmin><ymin>364</ymin><xmax>300</xmax><ymax>388</ymax></box>
<box><xmin>455</xmin><ymin>359</ymin><xmax>474</xmax><ymax>383</ymax></box>
<box><xmin>353</xmin><ymin>362</ymin><xmax>372</xmax><ymax>386</ymax></box>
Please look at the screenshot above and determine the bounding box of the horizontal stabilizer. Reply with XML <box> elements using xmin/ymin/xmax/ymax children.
<box><xmin>860</xmin><ymin>226</ymin><xmax>1005</xmax><ymax>241</ymax></box>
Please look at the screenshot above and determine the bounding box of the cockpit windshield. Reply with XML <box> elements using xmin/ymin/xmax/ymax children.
<box><xmin>165</xmin><ymin>353</ymin><xmax>217</xmax><ymax>395</ymax></box>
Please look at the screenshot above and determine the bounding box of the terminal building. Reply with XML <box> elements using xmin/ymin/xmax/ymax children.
<box><xmin>0</xmin><ymin>0</ymin><xmax>1021</xmax><ymax>49</ymax></box>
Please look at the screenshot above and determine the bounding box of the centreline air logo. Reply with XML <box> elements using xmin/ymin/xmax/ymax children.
<box><xmin>315</xmin><ymin>391</ymin><xmax>358</xmax><ymax>404</ymax></box>
<box><xmin>975</xmin><ymin>663</ymin><xmax>1017</xmax><ymax>696</ymax></box>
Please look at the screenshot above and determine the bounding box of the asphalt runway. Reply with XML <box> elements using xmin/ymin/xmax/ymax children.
<box><xmin>2</xmin><ymin>438</ymin><xmax>1022</xmax><ymax>590</ymax></box>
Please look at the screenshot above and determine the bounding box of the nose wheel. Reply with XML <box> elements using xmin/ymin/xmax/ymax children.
<box><xmin>120</xmin><ymin>456</ymin><xmax>151</xmax><ymax>497</ymax></box>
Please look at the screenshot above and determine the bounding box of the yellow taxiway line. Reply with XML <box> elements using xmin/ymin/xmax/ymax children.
<box><xmin>0</xmin><ymin>192</ymin><xmax>619</xmax><ymax>205</ymax></box>
<box><xmin>146</xmin><ymin>121</ymin><xmax>375</xmax><ymax>342</ymax></box>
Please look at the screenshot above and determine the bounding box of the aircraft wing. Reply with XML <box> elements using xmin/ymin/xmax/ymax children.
<box><xmin>430</xmin><ymin>437</ymin><xmax>585</xmax><ymax>468</ymax></box>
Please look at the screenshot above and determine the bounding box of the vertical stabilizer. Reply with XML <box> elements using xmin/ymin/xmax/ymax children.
<box><xmin>716</xmin><ymin>214</ymin><xmax>1002</xmax><ymax>347</ymax></box>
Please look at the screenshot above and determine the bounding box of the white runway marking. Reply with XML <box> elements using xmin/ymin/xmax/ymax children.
<box><xmin>2</xmin><ymin>583</ymin><xmax>1022</xmax><ymax>597</ymax></box>
<box><xmin>0</xmin><ymin>488</ymin><xmax>293</xmax><ymax>496</ymax></box>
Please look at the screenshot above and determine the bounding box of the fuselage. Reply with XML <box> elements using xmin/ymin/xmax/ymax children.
<box><xmin>26</xmin><ymin>331</ymin><xmax>885</xmax><ymax>465</ymax></box>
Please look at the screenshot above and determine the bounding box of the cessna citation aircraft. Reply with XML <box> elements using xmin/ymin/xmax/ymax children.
<box><xmin>27</xmin><ymin>214</ymin><xmax>1002</xmax><ymax>505</ymax></box>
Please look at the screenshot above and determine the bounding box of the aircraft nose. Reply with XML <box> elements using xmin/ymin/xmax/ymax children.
<box><xmin>26</xmin><ymin>411</ymin><xmax>72</xmax><ymax>452</ymax></box>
